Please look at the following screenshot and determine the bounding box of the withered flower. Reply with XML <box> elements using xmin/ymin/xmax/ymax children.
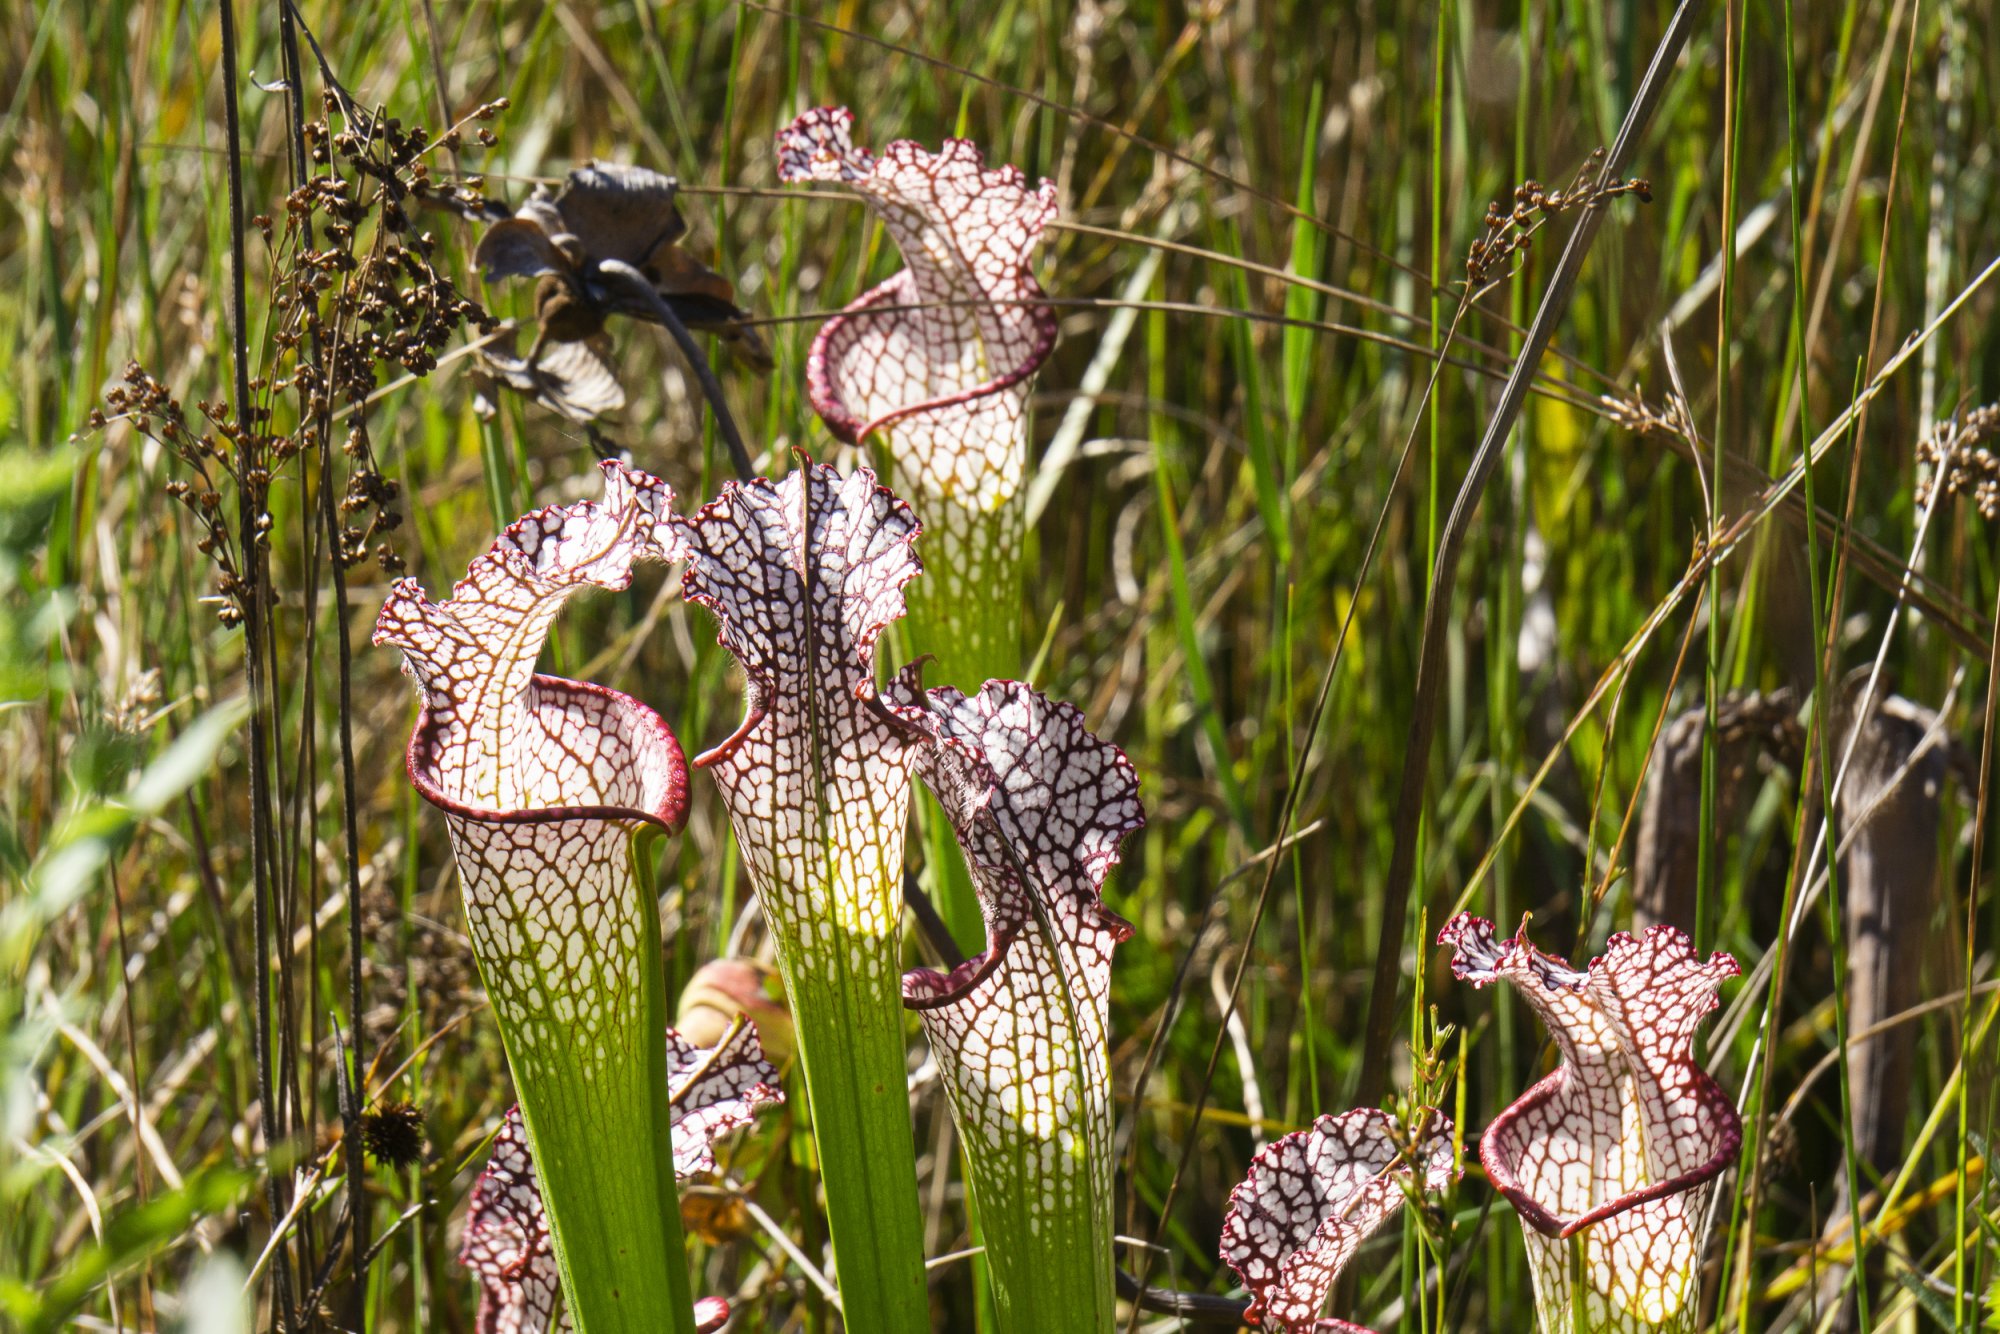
<box><xmin>474</xmin><ymin>162</ymin><xmax>773</xmax><ymax>393</ymax></box>
<box><xmin>471</xmin><ymin>325</ymin><xmax>627</xmax><ymax>426</ymax></box>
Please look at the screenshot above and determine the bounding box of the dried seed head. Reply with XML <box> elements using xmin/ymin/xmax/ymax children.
<box><xmin>358</xmin><ymin>1101</ymin><xmax>428</xmax><ymax>1168</ymax></box>
<box><xmin>1465</xmin><ymin>152</ymin><xmax>1651</xmax><ymax>287</ymax></box>
<box><xmin>1916</xmin><ymin>402</ymin><xmax>2000</xmax><ymax>520</ymax></box>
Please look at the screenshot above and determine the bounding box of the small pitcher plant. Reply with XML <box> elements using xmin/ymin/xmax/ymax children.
<box><xmin>890</xmin><ymin>677</ymin><xmax>1144</xmax><ymax>1333</ymax></box>
<box><xmin>1440</xmin><ymin>916</ymin><xmax>1742</xmax><ymax>1334</ymax></box>
<box><xmin>1220</xmin><ymin>1108</ymin><xmax>1458</xmax><ymax>1334</ymax></box>
<box><xmin>458</xmin><ymin>1020</ymin><xmax>781</xmax><ymax>1334</ymax></box>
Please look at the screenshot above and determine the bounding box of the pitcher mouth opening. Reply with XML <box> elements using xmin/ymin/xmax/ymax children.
<box><xmin>807</xmin><ymin>275</ymin><xmax>1059</xmax><ymax>448</ymax></box>
<box><xmin>404</xmin><ymin>672</ymin><xmax>691</xmax><ymax>834</ymax></box>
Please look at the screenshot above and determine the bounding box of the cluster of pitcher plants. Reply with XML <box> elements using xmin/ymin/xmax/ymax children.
<box><xmin>375</xmin><ymin>108</ymin><xmax>1747</xmax><ymax>1334</ymax></box>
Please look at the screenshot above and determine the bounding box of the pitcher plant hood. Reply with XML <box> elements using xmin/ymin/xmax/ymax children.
<box><xmin>776</xmin><ymin>105</ymin><xmax>1058</xmax><ymax>492</ymax></box>
<box><xmin>1220</xmin><ymin>1108</ymin><xmax>1457</xmax><ymax>1333</ymax></box>
<box><xmin>777</xmin><ymin>107</ymin><xmax>1058</xmax><ymax>693</ymax></box>
<box><xmin>1440</xmin><ymin>914</ymin><xmax>1741</xmax><ymax>1332</ymax></box>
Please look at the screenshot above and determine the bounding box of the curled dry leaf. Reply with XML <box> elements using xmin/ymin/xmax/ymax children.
<box><xmin>887</xmin><ymin>676</ymin><xmax>1142</xmax><ymax>1329</ymax></box>
<box><xmin>778</xmin><ymin>107</ymin><xmax>1058</xmax><ymax>680</ymax></box>
<box><xmin>1220</xmin><ymin>1108</ymin><xmax>1457</xmax><ymax>1334</ymax></box>
<box><xmin>1440</xmin><ymin>915</ymin><xmax>1741</xmax><ymax>1333</ymax></box>
<box><xmin>475</xmin><ymin>161</ymin><xmax>772</xmax><ymax>373</ymax></box>
<box><xmin>458</xmin><ymin>1022</ymin><xmax>781</xmax><ymax>1334</ymax></box>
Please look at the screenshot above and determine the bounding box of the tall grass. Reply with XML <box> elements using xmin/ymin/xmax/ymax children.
<box><xmin>2</xmin><ymin>0</ymin><xmax>1996</xmax><ymax>1330</ymax></box>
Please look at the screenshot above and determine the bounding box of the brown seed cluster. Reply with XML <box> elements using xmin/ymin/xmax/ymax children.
<box><xmin>1915</xmin><ymin>402</ymin><xmax>2000</xmax><ymax>520</ymax></box>
<box><xmin>97</xmin><ymin>91</ymin><xmax>510</xmax><ymax>621</ymax></box>
<box><xmin>99</xmin><ymin>364</ymin><xmax>256</xmax><ymax>624</ymax></box>
<box><xmin>357</xmin><ymin>1100</ymin><xmax>429</xmax><ymax>1168</ymax></box>
<box><xmin>1465</xmin><ymin>149</ymin><xmax>1652</xmax><ymax>288</ymax></box>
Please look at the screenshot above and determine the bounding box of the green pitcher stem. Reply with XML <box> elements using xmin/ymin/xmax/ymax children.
<box><xmin>895</xmin><ymin>488</ymin><xmax>1023</xmax><ymax>697</ymax></box>
<box><xmin>897</xmin><ymin>481</ymin><xmax>1036</xmax><ymax>1332</ymax></box>
<box><xmin>482</xmin><ymin>834</ymin><xmax>697</xmax><ymax>1334</ymax></box>
<box><xmin>968</xmin><ymin>1135</ymin><xmax>1116</xmax><ymax>1334</ymax></box>
<box><xmin>959</xmin><ymin>925</ymin><xmax>1118</xmax><ymax>1334</ymax></box>
<box><xmin>776</xmin><ymin>923</ymin><xmax>932</xmax><ymax>1330</ymax></box>
<box><xmin>895</xmin><ymin>474</ymin><xmax>1025</xmax><ymax>957</ymax></box>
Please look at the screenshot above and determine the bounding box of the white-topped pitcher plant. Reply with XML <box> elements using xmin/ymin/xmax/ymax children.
<box><xmin>777</xmin><ymin>107</ymin><xmax>1058</xmax><ymax>696</ymax></box>
<box><xmin>375</xmin><ymin>463</ymin><xmax>769</xmax><ymax>1334</ymax></box>
<box><xmin>1440</xmin><ymin>915</ymin><xmax>1742</xmax><ymax>1334</ymax></box>
<box><xmin>888</xmin><ymin>675</ymin><xmax>1146</xmax><ymax>1332</ymax></box>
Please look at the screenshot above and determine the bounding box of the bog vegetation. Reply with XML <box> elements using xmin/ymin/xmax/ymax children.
<box><xmin>2</xmin><ymin>0</ymin><xmax>1996</xmax><ymax>1331</ymax></box>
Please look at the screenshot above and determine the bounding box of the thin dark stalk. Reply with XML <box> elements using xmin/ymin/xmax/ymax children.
<box><xmin>327</xmin><ymin>529</ymin><xmax>371</xmax><ymax>1318</ymax></box>
<box><xmin>106</xmin><ymin>859</ymin><xmax>156</xmax><ymax>1324</ymax></box>
<box><xmin>272</xmin><ymin>0</ymin><xmax>375</xmax><ymax>1311</ymax></box>
<box><xmin>417</xmin><ymin>0</ymin><xmax>456</xmax><ymax>163</ymax></box>
<box><xmin>294</xmin><ymin>1197</ymin><xmax>354</xmax><ymax>1322</ymax></box>
<box><xmin>1354</xmin><ymin>0</ymin><xmax>1703</xmax><ymax>1106</ymax></box>
<box><xmin>902</xmin><ymin>870</ymin><xmax>964</xmax><ymax>969</ymax></box>
<box><xmin>279</xmin><ymin>0</ymin><xmax>370</xmax><ymax>130</ymax></box>
<box><xmin>216</xmin><ymin>0</ymin><xmax>294</xmax><ymax>1320</ymax></box>
<box><xmin>280</xmin><ymin>454</ymin><xmax>321</xmax><ymax>1280</ymax></box>
<box><xmin>1113</xmin><ymin>1268</ymin><xmax>1248</xmax><ymax>1324</ymax></box>
<box><xmin>274</xmin><ymin>7</ymin><xmax>328</xmax><ymax>1296</ymax></box>
<box><xmin>1694</xmin><ymin>0</ymin><xmax>1741</xmax><ymax>962</ymax></box>
<box><xmin>260</xmin><ymin>498</ymin><xmax>303</xmax><ymax>1256</ymax></box>
<box><xmin>598</xmin><ymin>259</ymin><xmax>755</xmax><ymax>482</ymax></box>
